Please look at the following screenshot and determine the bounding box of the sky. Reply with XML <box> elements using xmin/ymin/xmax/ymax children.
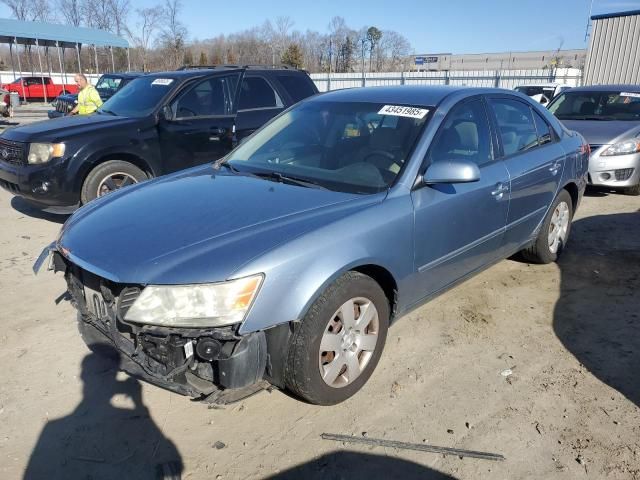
<box><xmin>1</xmin><ymin>0</ymin><xmax>640</xmax><ymax>54</ymax></box>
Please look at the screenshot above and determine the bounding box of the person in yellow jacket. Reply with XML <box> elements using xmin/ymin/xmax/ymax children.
<box><xmin>69</xmin><ymin>74</ymin><xmax>103</xmax><ymax>115</ymax></box>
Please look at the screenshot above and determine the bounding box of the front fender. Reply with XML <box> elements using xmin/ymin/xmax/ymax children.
<box><xmin>235</xmin><ymin>194</ymin><xmax>415</xmax><ymax>334</ymax></box>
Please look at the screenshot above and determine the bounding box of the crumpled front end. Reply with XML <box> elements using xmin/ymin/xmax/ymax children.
<box><xmin>58</xmin><ymin>252</ymin><xmax>269</xmax><ymax>403</ymax></box>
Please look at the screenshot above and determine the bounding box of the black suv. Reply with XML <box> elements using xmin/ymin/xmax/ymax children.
<box><xmin>47</xmin><ymin>72</ymin><xmax>144</xmax><ymax>119</ymax></box>
<box><xmin>0</xmin><ymin>66</ymin><xmax>318</xmax><ymax>213</ymax></box>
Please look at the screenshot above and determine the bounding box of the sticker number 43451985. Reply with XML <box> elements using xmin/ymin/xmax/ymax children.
<box><xmin>378</xmin><ymin>105</ymin><xmax>429</xmax><ymax>119</ymax></box>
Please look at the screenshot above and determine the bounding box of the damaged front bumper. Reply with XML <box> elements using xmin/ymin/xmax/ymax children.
<box><xmin>37</xmin><ymin>246</ymin><xmax>270</xmax><ymax>404</ymax></box>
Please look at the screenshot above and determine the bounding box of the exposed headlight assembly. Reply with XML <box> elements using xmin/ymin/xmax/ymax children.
<box><xmin>124</xmin><ymin>274</ymin><xmax>263</xmax><ymax>327</ymax></box>
<box><xmin>27</xmin><ymin>142</ymin><xmax>66</xmax><ymax>164</ymax></box>
<box><xmin>601</xmin><ymin>140</ymin><xmax>640</xmax><ymax>156</ymax></box>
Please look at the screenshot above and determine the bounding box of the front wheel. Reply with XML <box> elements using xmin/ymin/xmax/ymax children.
<box><xmin>623</xmin><ymin>182</ymin><xmax>640</xmax><ymax>196</ymax></box>
<box><xmin>284</xmin><ymin>271</ymin><xmax>389</xmax><ymax>405</ymax></box>
<box><xmin>81</xmin><ymin>160</ymin><xmax>147</xmax><ymax>205</ymax></box>
<box><xmin>520</xmin><ymin>189</ymin><xmax>573</xmax><ymax>264</ymax></box>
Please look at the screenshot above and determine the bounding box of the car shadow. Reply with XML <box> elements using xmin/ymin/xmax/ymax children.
<box><xmin>265</xmin><ymin>451</ymin><xmax>457</xmax><ymax>479</ymax></box>
<box><xmin>11</xmin><ymin>196</ymin><xmax>68</xmax><ymax>224</ymax></box>
<box><xmin>554</xmin><ymin>210</ymin><xmax>640</xmax><ymax>407</ymax></box>
<box><xmin>23</xmin><ymin>345</ymin><xmax>183</xmax><ymax>480</ymax></box>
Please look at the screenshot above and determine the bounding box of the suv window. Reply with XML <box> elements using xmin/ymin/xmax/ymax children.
<box><xmin>428</xmin><ymin>99</ymin><xmax>493</xmax><ymax>166</ymax></box>
<box><xmin>174</xmin><ymin>75</ymin><xmax>237</xmax><ymax>117</ymax></box>
<box><xmin>489</xmin><ymin>98</ymin><xmax>539</xmax><ymax>156</ymax></box>
<box><xmin>238</xmin><ymin>76</ymin><xmax>283</xmax><ymax>110</ymax></box>
<box><xmin>276</xmin><ymin>74</ymin><xmax>316</xmax><ymax>103</ymax></box>
<box><xmin>532</xmin><ymin>109</ymin><xmax>552</xmax><ymax>146</ymax></box>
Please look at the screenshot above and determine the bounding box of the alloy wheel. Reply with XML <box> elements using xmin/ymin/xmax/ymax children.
<box><xmin>97</xmin><ymin>172</ymin><xmax>138</xmax><ymax>197</ymax></box>
<box><xmin>548</xmin><ymin>201</ymin><xmax>570</xmax><ymax>254</ymax></box>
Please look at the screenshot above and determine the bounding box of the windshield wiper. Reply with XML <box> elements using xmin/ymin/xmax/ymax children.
<box><xmin>251</xmin><ymin>171</ymin><xmax>328</xmax><ymax>190</ymax></box>
<box><xmin>98</xmin><ymin>108</ymin><xmax>117</xmax><ymax>116</ymax></box>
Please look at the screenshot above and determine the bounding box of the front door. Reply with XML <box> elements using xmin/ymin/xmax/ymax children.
<box><xmin>487</xmin><ymin>97</ymin><xmax>566</xmax><ymax>252</ymax></box>
<box><xmin>408</xmin><ymin>97</ymin><xmax>510</xmax><ymax>305</ymax></box>
<box><xmin>158</xmin><ymin>73</ymin><xmax>240</xmax><ymax>173</ymax></box>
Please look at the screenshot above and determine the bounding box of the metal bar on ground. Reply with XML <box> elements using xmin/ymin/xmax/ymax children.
<box><xmin>56</xmin><ymin>42</ymin><xmax>64</xmax><ymax>86</ymax></box>
<box><xmin>321</xmin><ymin>433</ymin><xmax>506</xmax><ymax>462</ymax></box>
<box><xmin>9</xmin><ymin>42</ymin><xmax>16</xmax><ymax>83</ymax></box>
<box><xmin>36</xmin><ymin>39</ymin><xmax>47</xmax><ymax>103</ymax></box>
<box><xmin>94</xmin><ymin>45</ymin><xmax>99</xmax><ymax>77</ymax></box>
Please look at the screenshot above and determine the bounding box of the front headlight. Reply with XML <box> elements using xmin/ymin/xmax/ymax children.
<box><xmin>27</xmin><ymin>142</ymin><xmax>66</xmax><ymax>164</ymax></box>
<box><xmin>124</xmin><ymin>274</ymin><xmax>263</xmax><ymax>327</ymax></box>
<box><xmin>601</xmin><ymin>140</ymin><xmax>640</xmax><ymax>156</ymax></box>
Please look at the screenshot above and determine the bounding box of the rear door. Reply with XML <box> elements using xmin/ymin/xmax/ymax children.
<box><xmin>158</xmin><ymin>73</ymin><xmax>241</xmax><ymax>173</ymax></box>
<box><xmin>409</xmin><ymin>96</ymin><xmax>510</xmax><ymax>302</ymax></box>
<box><xmin>487</xmin><ymin>96</ymin><xmax>566</xmax><ymax>252</ymax></box>
<box><xmin>234</xmin><ymin>74</ymin><xmax>286</xmax><ymax>143</ymax></box>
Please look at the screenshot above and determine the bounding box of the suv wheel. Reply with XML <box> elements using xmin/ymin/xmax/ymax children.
<box><xmin>624</xmin><ymin>182</ymin><xmax>640</xmax><ymax>196</ymax></box>
<box><xmin>81</xmin><ymin>160</ymin><xmax>147</xmax><ymax>204</ymax></box>
<box><xmin>521</xmin><ymin>189</ymin><xmax>573</xmax><ymax>264</ymax></box>
<box><xmin>285</xmin><ymin>271</ymin><xmax>389</xmax><ymax>405</ymax></box>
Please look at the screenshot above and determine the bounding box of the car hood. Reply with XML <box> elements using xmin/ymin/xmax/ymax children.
<box><xmin>560</xmin><ymin>119</ymin><xmax>640</xmax><ymax>145</ymax></box>
<box><xmin>0</xmin><ymin>113</ymin><xmax>138</xmax><ymax>143</ymax></box>
<box><xmin>58</xmin><ymin>165</ymin><xmax>382</xmax><ymax>285</ymax></box>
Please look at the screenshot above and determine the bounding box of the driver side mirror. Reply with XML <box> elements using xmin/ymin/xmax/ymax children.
<box><xmin>159</xmin><ymin>105</ymin><xmax>174</xmax><ymax>122</ymax></box>
<box><xmin>422</xmin><ymin>159</ymin><xmax>481</xmax><ymax>185</ymax></box>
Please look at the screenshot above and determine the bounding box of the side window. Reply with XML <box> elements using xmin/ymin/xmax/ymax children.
<box><xmin>489</xmin><ymin>98</ymin><xmax>539</xmax><ymax>156</ymax></box>
<box><xmin>276</xmin><ymin>74</ymin><xmax>316</xmax><ymax>103</ymax></box>
<box><xmin>428</xmin><ymin>99</ymin><xmax>493</xmax><ymax>166</ymax></box>
<box><xmin>238</xmin><ymin>76</ymin><xmax>283</xmax><ymax>111</ymax></box>
<box><xmin>173</xmin><ymin>75</ymin><xmax>237</xmax><ymax>118</ymax></box>
<box><xmin>532</xmin><ymin>109</ymin><xmax>552</xmax><ymax>146</ymax></box>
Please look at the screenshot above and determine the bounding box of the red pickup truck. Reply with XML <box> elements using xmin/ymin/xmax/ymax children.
<box><xmin>2</xmin><ymin>76</ymin><xmax>78</xmax><ymax>101</ymax></box>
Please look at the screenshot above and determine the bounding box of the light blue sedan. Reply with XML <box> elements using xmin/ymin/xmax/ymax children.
<box><xmin>38</xmin><ymin>85</ymin><xmax>589</xmax><ymax>405</ymax></box>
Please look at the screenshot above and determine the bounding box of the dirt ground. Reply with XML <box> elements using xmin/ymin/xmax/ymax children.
<box><xmin>0</xmin><ymin>187</ymin><xmax>638</xmax><ymax>480</ymax></box>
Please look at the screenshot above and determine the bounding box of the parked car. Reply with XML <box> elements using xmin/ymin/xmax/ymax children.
<box><xmin>47</xmin><ymin>72</ymin><xmax>144</xmax><ymax>119</ymax></box>
<box><xmin>515</xmin><ymin>83</ymin><xmax>571</xmax><ymax>105</ymax></box>
<box><xmin>35</xmin><ymin>85</ymin><xmax>589</xmax><ymax>405</ymax></box>
<box><xmin>0</xmin><ymin>65</ymin><xmax>318</xmax><ymax>213</ymax></box>
<box><xmin>547</xmin><ymin>84</ymin><xmax>640</xmax><ymax>195</ymax></box>
<box><xmin>1</xmin><ymin>76</ymin><xmax>78</xmax><ymax>102</ymax></box>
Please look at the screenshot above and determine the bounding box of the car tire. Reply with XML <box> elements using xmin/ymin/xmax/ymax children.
<box><xmin>521</xmin><ymin>189</ymin><xmax>573</xmax><ymax>264</ymax></box>
<box><xmin>81</xmin><ymin>160</ymin><xmax>147</xmax><ymax>205</ymax></box>
<box><xmin>284</xmin><ymin>271</ymin><xmax>389</xmax><ymax>405</ymax></box>
<box><xmin>623</xmin><ymin>182</ymin><xmax>640</xmax><ymax>196</ymax></box>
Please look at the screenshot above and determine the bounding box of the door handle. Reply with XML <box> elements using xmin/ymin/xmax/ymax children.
<box><xmin>491</xmin><ymin>183</ymin><xmax>509</xmax><ymax>200</ymax></box>
<box><xmin>549</xmin><ymin>161</ymin><xmax>562</xmax><ymax>175</ymax></box>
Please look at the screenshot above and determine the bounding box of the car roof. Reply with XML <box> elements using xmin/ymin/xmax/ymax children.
<box><xmin>566</xmin><ymin>84</ymin><xmax>640</xmax><ymax>93</ymax></box>
<box><xmin>306</xmin><ymin>85</ymin><xmax>512</xmax><ymax>107</ymax></box>
<box><xmin>516</xmin><ymin>83</ymin><xmax>566</xmax><ymax>88</ymax></box>
<box><xmin>102</xmin><ymin>72</ymin><xmax>145</xmax><ymax>79</ymax></box>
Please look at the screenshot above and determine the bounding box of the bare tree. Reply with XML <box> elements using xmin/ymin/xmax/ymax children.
<box><xmin>128</xmin><ymin>6</ymin><xmax>163</xmax><ymax>71</ymax></box>
<box><xmin>159</xmin><ymin>0</ymin><xmax>188</xmax><ymax>69</ymax></box>
<box><xmin>57</xmin><ymin>0</ymin><xmax>82</xmax><ymax>26</ymax></box>
<box><xmin>2</xmin><ymin>0</ymin><xmax>51</xmax><ymax>21</ymax></box>
<box><xmin>108</xmin><ymin>0</ymin><xmax>131</xmax><ymax>36</ymax></box>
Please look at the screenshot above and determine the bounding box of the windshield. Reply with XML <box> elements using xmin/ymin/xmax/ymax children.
<box><xmin>548</xmin><ymin>90</ymin><xmax>640</xmax><ymax>121</ymax></box>
<box><xmin>95</xmin><ymin>76</ymin><xmax>122</xmax><ymax>94</ymax></box>
<box><xmin>226</xmin><ymin>101</ymin><xmax>430</xmax><ymax>194</ymax></box>
<box><xmin>98</xmin><ymin>76</ymin><xmax>175</xmax><ymax>117</ymax></box>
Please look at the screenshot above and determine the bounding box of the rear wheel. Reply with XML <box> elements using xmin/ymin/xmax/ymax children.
<box><xmin>285</xmin><ymin>271</ymin><xmax>389</xmax><ymax>405</ymax></box>
<box><xmin>521</xmin><ymin>189</ymin><xmax>573</xmax><ymax>264</ymax></box>
<box><xmin>81</xmin><ymin>160</ymin><xmax>147</xmax><ymax>205</ymax></box>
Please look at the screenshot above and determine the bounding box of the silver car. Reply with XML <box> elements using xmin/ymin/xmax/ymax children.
<box><xmin>548</xmin><ymin>85</ymin><xmax>640</xmax><ymax>195</ymax></box>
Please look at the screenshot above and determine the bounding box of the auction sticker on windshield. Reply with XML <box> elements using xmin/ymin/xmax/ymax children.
<box><xmin>151</xmin><ymin>78</ymin><xmax>174</xmax><ymax>86</ymax></box>
<box><xmin>378</xmin><ymin>105</ymin><xmax>429</xmax><ymax>119</ymax></box>
<box><xmin>620</xmin><ymin>92</ymin><xmax>640</xmax><ymax>98</ymax></box>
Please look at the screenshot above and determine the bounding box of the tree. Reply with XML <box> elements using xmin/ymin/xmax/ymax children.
<box><xmin>1</xmin><ymin>0</ymin><xmax>51</xmax><ymax>21</ymax></box>
<box><xmin>128</xmin><ymin>6</ymin><xmax>163</xmax><ymax>71</ymax></box>
<box><xmin>281</xmin><ymin>44</ymin><xmax>303</xmax><ymax>68</ymax></box>
<box><xmin>198</xmin><ymin>51</ymin><xmax>208</xmax><ymax>66</ymax></box>
<box><xmin>57</xmin><ymin>0</ymin><xmax>82</xmax><ymax>26</ymax></box>
<box><xmin>159</xmin><ymin>0</ymin><xmax>188</xmax><ymax>69</ymax></box>
<box><xmin>366</xmin><ymin>26</ymin><xmax>382</xmax><ymax>72</ymax></box>
<box><xmin>183</xmin><ymin>49</ymin><xmax>193</xmax><ymax>66</ymax></box>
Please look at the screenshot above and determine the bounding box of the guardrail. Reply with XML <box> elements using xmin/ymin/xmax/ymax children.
<box><xmin>310</xmin><ymin>68</ymin><xmax>583</xmax><ymax>92</ymax></box>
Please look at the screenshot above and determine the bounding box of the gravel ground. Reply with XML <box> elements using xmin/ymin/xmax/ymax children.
<box><xmin>0</xmin><ymin>186</ymin><xmax>638</xmax><ymax>480</ymax></box>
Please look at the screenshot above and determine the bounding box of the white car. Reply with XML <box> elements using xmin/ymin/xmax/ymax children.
<box><xmin>515</xmin><ymin>83</ymin><xmax>571</xmax><ymax>105</ymax></box>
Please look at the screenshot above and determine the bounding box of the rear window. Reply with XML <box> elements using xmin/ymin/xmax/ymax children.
<box><xmin>238</xmin><ymin>77</ymin><xmax>283</xmax><ymax>110</ymax></box>
<box><xmin>276</xmin><ymin>74</ymin><xmax>317</xmax><ymax>103</ymax></box>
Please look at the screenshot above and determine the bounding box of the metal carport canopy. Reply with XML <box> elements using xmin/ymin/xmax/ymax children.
<box><xmin>0</xmin><ymin>17</ymin><xmax>128</xmax><ymax>48</ymax></box>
